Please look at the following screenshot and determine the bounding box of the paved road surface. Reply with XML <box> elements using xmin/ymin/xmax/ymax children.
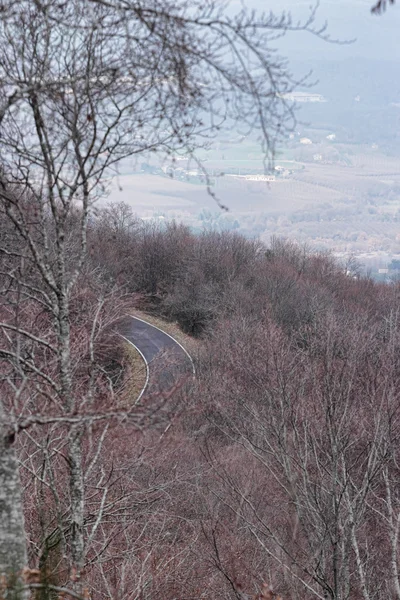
<box><xmin>117</xmin><ymin>315</ymin><xmax>194</xmax><ymax>399</ymax></box>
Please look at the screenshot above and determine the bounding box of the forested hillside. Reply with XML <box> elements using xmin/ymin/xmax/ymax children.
<box><xmin>3</xmin><ymin>193</ymin><xmax>400</xmax><ymax>598</ymax></box>
<box><xmin>0</xmin><ymin>0</ymin><xmax>398</xmax><ymax>599</ymax></box>
<box><xmin>84</xmin><ymin>202</ymin><xmax>400</xmax><ymax>599</ymax></box>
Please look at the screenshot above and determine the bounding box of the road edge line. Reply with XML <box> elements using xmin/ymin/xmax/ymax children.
<box><xmin>117</xmin><ymin>332</ymin><xmax>150</xmax><ymax>403</ymax></box>
<box><xmin>130</xmin><ymin>315</ymin><xmax>196</xmax><ymax>376</ymax></box>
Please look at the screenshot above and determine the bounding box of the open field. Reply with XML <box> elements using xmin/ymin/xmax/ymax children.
<box><xmin>106</xmin><ymin>144</ymin><xmax>400</xmax><ymax>215</ymax></box>
<box><xmin>105</xmin><ymin>145</ymin><xmax>400</xmax><ymax>267</ymax></box>
<box><xmin>105</xmin><ymin>174</ymin><xmax>213</xmax><ymax>212</ymax></box>
<box><xmin>107</xmin><ymin>171</ymin><xmax>346</xmax><ymax>214</ymax></box>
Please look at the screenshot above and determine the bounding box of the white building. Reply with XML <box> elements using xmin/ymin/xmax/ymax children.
<box><xmin>280</xmin><ymin>92</ymin><xmax>326</xmax><ymax>103</ymax></box>
<box><xmin>245</xmin><ymin>174</ymin><xmax>275</xmax><ymax>182</ymax></box>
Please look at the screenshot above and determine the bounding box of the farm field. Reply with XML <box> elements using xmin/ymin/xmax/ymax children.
<box><xmin>108</xmin><ymin>148</ymin><xmax>400</xmax><ymax>212</ymax></box>
<box><xmin>107</xmin><ymin>145</ymin><xmax>400</xmax><ymax>270</ymax></box>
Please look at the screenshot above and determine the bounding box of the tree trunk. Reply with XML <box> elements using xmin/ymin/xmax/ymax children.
<box><xmin>0</xmin><ymin>401</ymin><xmax>27</xmax><ymax>588</ymax></box>
<box><xmin>69</xmin><ymin>425</ymin><xmax>85</xmax><ymax>586</ymax></box>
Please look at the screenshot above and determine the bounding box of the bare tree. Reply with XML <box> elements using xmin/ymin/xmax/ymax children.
<box><xmin>371</xmin><ymin>0</ymin><xmax>396</xmax><ymax>14</ymax></box>
<box><xmin>196</xmin><ymin>306</ymin><xmax>400</xmax><ymax>600</ymax></box>
<box><xmin>0</xmin><ymin>0</ymin><xmax>328</xmax><ymax>592</ymax></box>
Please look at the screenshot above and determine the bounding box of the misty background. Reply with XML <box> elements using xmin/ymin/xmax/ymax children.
<box><xmin>107</xmin><ymin>0</ymin><xmax>400</xmax><ymax>278</ymax></box>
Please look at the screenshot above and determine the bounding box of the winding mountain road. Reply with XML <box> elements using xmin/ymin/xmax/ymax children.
<box><xmin>117</xmin><ymin>315</ymin><xmax>195</xmax><ymax>400</ymax></box>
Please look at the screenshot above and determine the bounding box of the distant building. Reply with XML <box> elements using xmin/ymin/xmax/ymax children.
<box><xmin>300</xmin><ymin>137</ymin><xmax>312</xmax><ymax>145</ymax></box>
<box><xmin>313</xmin><ymin>154</ymin><xmax>323</xmax><ymax>162</ymax></box>
<box><xmin>225</xmin><ymin>173</ymin><xmax>276</xmax><ymax>182</ymax></box>
<box><xmin>280</xmin><ymin>92</ymin><xmax>326</xmax><ymax>103</ymax></box>
<box><xmin>326</xmin><ymin>134</ymin><xmax>336</xmax><ymax>141</ymax></box>
<box><xmin>245</xmin><ymin>174</ymin><xmax>275</xmax><ymax>182</ymax></box>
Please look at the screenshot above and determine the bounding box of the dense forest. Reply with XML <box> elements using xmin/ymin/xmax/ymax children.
<box><xmin>4</xmin><ymin>198</ymin><xmax>400</xmax><ymax>599</ymax></box>
<box><xmin>90</xmin><ymin>205</ymin><xmax>400</xmax><ymax>599</ymax></box>
<box><xmin>0</xmin><ymin>0</ymin><xmax>399</xmax><ymax>599</ymax></box>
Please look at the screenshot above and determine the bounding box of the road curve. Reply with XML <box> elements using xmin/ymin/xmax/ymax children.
<box><xmin>117</xmin><ymin>315</ymin><xmax>195</xmax><ymax>400</ymax></box>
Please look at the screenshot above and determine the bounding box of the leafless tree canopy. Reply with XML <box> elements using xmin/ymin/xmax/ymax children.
<box><xmin>371</xmin><ymin>0</ymin><xmax>396</xmax><ymax>14</ymax></box>
<box><xmin>4</xmin><ymin>1</ymin><xmax>392</xmax><ymax>598</ymax></box>
<box><xmin>0</xmin><ymin>0</ymin><xmax>327</xmax><ymax>196</ymax></box>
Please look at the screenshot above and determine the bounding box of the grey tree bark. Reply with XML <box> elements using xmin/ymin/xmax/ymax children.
<box><xmin>0</xmin><ymin>401</ymin><xmax>27</xmax><ymax>587</ymax></box>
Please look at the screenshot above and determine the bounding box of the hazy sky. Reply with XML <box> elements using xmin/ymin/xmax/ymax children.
<box><xmin>236</xmin><ymin>0</ymin><xmax>400</xmax><ymax>61</ymax></box>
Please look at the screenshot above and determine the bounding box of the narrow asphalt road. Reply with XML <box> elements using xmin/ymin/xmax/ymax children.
<box><xmin>117</xmin><ymin>315</ymin><xmax>194</xmax><ymax>399</ymax></box>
